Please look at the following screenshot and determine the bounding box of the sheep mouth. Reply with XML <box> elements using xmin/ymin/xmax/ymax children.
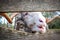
<box><xmin>38</xmin><ymin>26</ymin><xmax>44</xmax><ymax>29</ymax></box>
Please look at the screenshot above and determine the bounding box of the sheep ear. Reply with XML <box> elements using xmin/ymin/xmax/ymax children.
<box><xmin>0</xmin><ymin>13</ymin><xmax>12</xmax><ymax>24</ymax></box>
<box><xmin>46</xmin><ymin>16</ymin><xmax>60</xmax><ymax>24</ymax></box>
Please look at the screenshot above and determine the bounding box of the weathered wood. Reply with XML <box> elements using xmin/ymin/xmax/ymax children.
<box><xmin>0</xmin><ymin>0</ymin><xmax>60</xmax><ymax>12</ymax></box>
<box><xmin>0</xmin><ymin>27</ymin><xmax>60</xmax><ymax>40</ymax></box>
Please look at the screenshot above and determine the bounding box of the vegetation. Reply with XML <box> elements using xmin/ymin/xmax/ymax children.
<box><xmin>43</xmin><ymin>12</ymin><xmax>60</xmax><ymax>29</ymax></box>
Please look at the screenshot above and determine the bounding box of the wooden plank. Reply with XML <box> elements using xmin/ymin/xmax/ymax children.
<box><xmin>0</xmin><ymin>0</ymin><xmax>60</xmax><ymax>12</ymax></box>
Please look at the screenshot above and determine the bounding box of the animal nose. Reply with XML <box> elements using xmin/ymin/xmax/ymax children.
<box><xmin>39</xmin><ymin>19</ymin><xmax>43</xmax><ymax>22</ymax></box>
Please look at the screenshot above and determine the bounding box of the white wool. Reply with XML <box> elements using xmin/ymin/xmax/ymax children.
<box><xmin>23</xmin><ymin>12</ymin><xmax>48</xmax><ymax>33</ymax></box>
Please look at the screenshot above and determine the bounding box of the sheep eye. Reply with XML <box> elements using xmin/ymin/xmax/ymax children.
<box><xmin>25</xmin><ymin>12</ymin><xmax>28</xmax><ymax>15</ymax></box>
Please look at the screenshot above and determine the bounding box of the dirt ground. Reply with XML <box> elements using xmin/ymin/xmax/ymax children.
<box><xmin>0</xmin><ymin>27</ymin><xmax>60</xmax><ymax>40</ymax></box>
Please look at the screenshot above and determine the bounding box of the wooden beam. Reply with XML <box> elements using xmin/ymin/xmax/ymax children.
<box><xmin>0</xmin><ymin>0</ymin><xmax>60</xmax><ymax>12</ymax></box>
